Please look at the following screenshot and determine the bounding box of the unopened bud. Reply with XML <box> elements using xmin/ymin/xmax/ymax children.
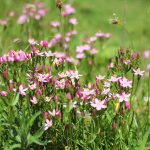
<box><xmin>56</xmin><ymin>0</ymin><xmax>63</xmax><ymax>10</ymax></box>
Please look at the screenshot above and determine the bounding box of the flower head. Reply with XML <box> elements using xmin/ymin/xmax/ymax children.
<box><xmin>133</xmin><ymin>68</ymin><xmax>145</xmax><ymax>76</ymax></box>
<box><xmin>116</xmin><ymin>92</ymin><xmax>130</xmax><ymax>102</ymax></box>
<box><xmin>91</xmin><ymin>98</ymin><xmax>107</xmax><ymax>111</ymax></box>
<box><xmin>19</xmin><ymin>85</ymin><xmax>28</xmax><ymax>96</ymax></box>
<box><xmin>44</xmin><ymin>119</ymin><xmax>53</xmax><ymax>130</ymax></box>
<box><xmin>119</xmin><ymin>77</ymin><xmax>132</xmax><ymax>88</ymax></box>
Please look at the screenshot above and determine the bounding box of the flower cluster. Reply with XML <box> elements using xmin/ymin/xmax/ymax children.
<box><xmin>17</xmin><ymin>1</ymin><xmax>47</xmax><ymax>24</ymax></box>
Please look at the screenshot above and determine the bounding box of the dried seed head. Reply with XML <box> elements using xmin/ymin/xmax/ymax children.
<box><xmin>56</xmin><ymin>0</ymin><xmax>63</xmax><ymax>10</ymax></box>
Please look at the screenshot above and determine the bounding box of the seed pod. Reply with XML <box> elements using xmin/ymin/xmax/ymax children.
<box><xmin>56</xmin><ymin>0</ymin><xmax>63</xmax><ymax>10</ymax></box>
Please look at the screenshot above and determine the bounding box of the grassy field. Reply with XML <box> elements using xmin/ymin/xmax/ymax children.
<box><xmin>0</xmin><ymin>0</ymin><xmax>149</xmax><ymax>149</ymax></box>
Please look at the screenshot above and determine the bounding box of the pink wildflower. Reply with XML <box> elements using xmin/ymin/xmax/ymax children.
<box><xmin>44</xmin><ymin>119</ymin><xmax>53</xmax><ymax>130</ymax></box>
<box><xmin>133</xmin><ymin>68</ymin><xmax>145</xmax><ymax>76</ymax></box>
<box><xmin>119</xmin><ymin>77</ymin><xmax>132</xmax><ymax>88</ymax></box>
<box><xmin>0</xmin><ymin>91</ymin><xmax>8</xmax><ymax>97</ymax></box>
<box><xmin>19</xmin><ymin>85</ymin><xmax>28</xmax><ymax>96</ymax></box>
<box><xmin>116</xmin><ymin>92</ymin><xmax>130</xmax><ymax>102</ymax></box>
<box><xmin>91</xmin><ymin>98</ymin><xmax>107</xmax><ymax>111</ymax></box>
<box><xmin>69</xmin><ymin>18</ymin><xmax>78</xmax><ymax>25</ymax></box>
<box><xmin>30</xmin><ymin>96</ymin><xmax>38</xmax><ymax>105</ymax></box>
<box><xmin>51</xmin><ymin>21</ymin><xmax>60</xmax><ymax>28</ymax></box>
<box><xmin>48</xmin><ymin>109</ymin><xmax>60</xmax><ymax>117</ymax></box>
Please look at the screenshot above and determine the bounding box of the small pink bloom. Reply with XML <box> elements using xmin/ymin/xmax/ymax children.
<box><xmin>48</xmin><ymin>109</ymin><xmax>60</xmax><ymax>117</ymax></box>
<box><xmin>44</xmin><ymin>119</ymin><xmax>52</xmax><ymax>130</ymax></box>
<box><xmin>109</xmin><ymin>76</ymin><xmax>120</xmax><ymax>82</ymax></box>
<box><xmin>0</xmin><ymin>91</ymin><xmax>8</xmax><ymax>97</ymax></box>
<box><xmin>133</xmin><ymin>68</ymin><xmax>145</xmax><ymax>76</ymax></box>
<box><xmin>17</xmin><ymin>15</ymin><xmax>27</xmax><ymax>24</ymax></box>
<box><xmin>30</xmin><ymin>96</ymin><xmax>38</xmax><ymax>105</ymax></box>
<box><xmin>76</xmin><ymin>53</ymin><xmax>85</xmax><ymax>59</ymax></box>
<box><xmin>45</xmin><ymin>95</ymin><xmax>53</xmax><ymax>102</ymax></box>
<box><xmin>91</xmin><ymin>98</ymin><xmax>107</xmax><ymax>111</ymax></box>
<box><xmin>43</xmin><ymin>112</ymin><xmax>49</xmax><ymax>119</ymax></box>
<box><xmin>19</xmin><ymin>85</ymin><xmax>28</xmax><ymax>96</ymax></box>
<box><xmin>28</xmin><ymin>38</ymin><xmax>37</xmax><ymax>46</ymax></box>
<box><xmin>116</xmin><ymin>92</ymin><xmax>130</xmax><ymax>102</ymax></box>
<box><xmin>37</xmin><ymin>89</ymin><xmax>42</xmax><ymax>96</ymax></box>
<box><xmin>28</xmin><ymin>83</ymin><xmax>37</xmax><ymax>90</ymax></box>
<box><xmin>67</xmin><ymin>92</ymin><xmax>72</xmax><ymax>100</ymax></box>
<box><xmin>54</xmin><ymin>96</ymin><xmax>58</xmax><ymax>103</ymax></box>
<box><xmin>125</xmin><ymin>101</ymin><xmax>130</xmax><ymax>110</ymax></box>
<box><xmin>119</xmin><ymin>77</ymin><xmax>132</xmax><ymax>88</ymax></box>
<box><xmin>113</xmin><ymin>121</ymin><xmax>116</xmax><ymax>129</ymax></box>
<box><xmin>131</xmin><ymin>54</ymin><xmax>136</xmax><ymax>60</ymax></box>
<box><xmin>124</xmin><ymin>60</ymin><xmax>131</xmax><ymax>65</ymax></box>
<box><xmin>40</xmin><ymin>40</ymin><xmax>48</xmax><ymax>47</ymax></box>
<box><xmin>69</xmin><ymin>18</ymin><xmax>78</xmax><ymax>25</ymax></box>
<box><xmin>147</xmin><ymin>64</ymin><xmax>150</xmax><ymax>70</ymax></box>
<box><xmin>51</xmin><ymin>21</ymin><xmax>60</xmax><ymax>28</ymax></box>
<box><xmin>102</xmin><ymin>88</ymin><xmax>110</xmax><ymax>95</ymax></box>
<box><xmin>143</xmin><ymin>50</ymin><xmax>150</xmax><ymax>58</ymax></box>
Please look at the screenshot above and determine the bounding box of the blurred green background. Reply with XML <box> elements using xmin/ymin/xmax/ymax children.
<box><xmin>0</xmin><ymin>0</ymin><xmax>150</xmax><ymax>56</ymax></box>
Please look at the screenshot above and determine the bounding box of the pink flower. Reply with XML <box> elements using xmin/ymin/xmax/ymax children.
<box><xmin>19</xmin><ymin>85</ymin><xmax>28</xmax><ymax>96</ymax></box>
<box><xmin>119</xmin><ymin>77</ymin><xmax>132</xmax><ymax>88</ymax></box>
<box><xmin>91</xmin><ymin>98</ymin><xmax>107</xmax><ymax>111</ymax></box>
<box><xmin>73</xmin><ymin>101</ymin><xmax>77</xmax><ymax>108</ymax></box>
<box><xmin>43</xmin><ymin>112</ymin><xmax>49</xmax><ymax>119</ymax></box>
<box><xmin>95</xmin><ymin>32</ymin><xmax>111</xmax><ymax>39</ymax></box>
<box><xmin>48</xmin><ymin>109</ymin><xmax>60</xmax><ymax>117</ymax></box>
<box><xmin>90</xmin><ymin>48</ymin><xmax>98</xmax><ymax>55</ymax></box>
<box><xmin>116</xmin><ymin>92</ymin><xmax>130</xmax><ymax>102</ymax></box>
<box><xmin>67</xmin><ymin>30</ymin><xmax>77</xmax><ymax>36</ymax></box>
<box><xmin>104</xmin><ymin>81</ymin><xmax>110</xmax><ymax>88</ymax></box>
<box><xmin>0</xmin><ymin>19</ymin><xmax>8</xmax><ymax>26</ymax></box>
<box><xmin>125</xmin><ymin>101</ymin><xmax>130</xmax><ymax>110</ymax></box>
<box><xmin>89</xmin><ymin>36</ymin><xmax>97</xmax><ymax>43</ymax></box>
<box><xmin>124</xmin><ymin>60</ymin><xmax>131</xmax><ymax>65</ymax></box>
<box><xmin>30</xmin><ymin>96</ymin><xmax>38</xmax><ymax>105</ymax></box>
<box><xmin>133</xmin><ymin>68</ymin><xmax>145</xmax><ymax>76</ymax></box>
<box><xmin>0</xmin><ymin>91</ymin><xmax>8</xmax><ymax>97</ymax></box>
<box><xmin>51</xmin><ymin>21</ymin><xmax>60</xmax><ymax>28</ymax></box>
<box><xmin>81</xmin><ymin>88</ymin><xmax>95</xmax><ymax>96</ymax></box>
<box><xmin>147</xmin><ymin>64</ymin><xmax>150</xmax><ymax>70</ymax></box>
<box><xmin>28</xmin><ymin>83</ymin><xmax>37</xmax><ymax>90</ymax></box>
<box><xmin>28</xmin><ymin>38</ymin><xmax>37</xmax><ymax>46</ymax></box>
<box><xmin>109</xmin><ymin>76</ymin><xmax>120</xmax><ymax>82</ymax></box>
<box><xmin>61</xmin><ymin>4</ymin><xmax>75</xmax><ymax>17</ymax></box>
<box><xmin>40</xmin><ymin>40</ymin><xmax>48</xmax><ymax>47</ymax></box>
<box><xmin>36</xmin><ymin>73</ymin><xmax>52</xmax><ymax>83</ymax></box>
<box><xmin>143</xmin><ymin>50</ymin><xmax>150</xmax><ymax>58</ymax></box>
<box><xmin>67</xmin><ymin>92</ymin><xmax>72</xmax><ymax>100</ymax></box>
<box><xmin>76</xmin><ymin>53</ymin><xmax>85</xmax><ymax>59</ymax></box>
<box><xmin>66</xmin><ymin>70</ymin><xmax>82</xmax><ymax>80</ymax></box>
<box><xmin>17</xmin><ymin>15</ymin><xmax>27</xmax><ymax>24</ymax></box>
<box><xmin>37</xmin><ymin>89</ymin><xmax>42</xmax><ymax>96</ymax></box>
<box><xmin>102</xmin><ymin>88</ymin><xmax>110</xmax><ymax>95</ymax></box>
<box><xmin>45</xmin><ymin>95</ymin><xmax>53</xmax><ymax>102</ymax></box>
<box><xmin>96</xmin><ymin>75</ymin><xmax>105</xmax><ymax>82</ymax></box>
<box><xmin>44</xmin><ymin>119</ymin><xmax>53</xmax><ymax>130</ymax></box>
<box><xmin>69</xmin><ymin>18</ymin><xmax>78</xmax><ymax>25</ymax></box>
<box><xmin>113</xmin><ymin>121</ymin><xmax>116</xmax><ymax>129</ymax></box>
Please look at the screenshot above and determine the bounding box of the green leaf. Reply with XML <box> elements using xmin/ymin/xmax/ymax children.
<box><xmin>27</xmin><ymin>134</ymin><xmax>45</xmax><ymax>146</ymax></box>
<box><xmin>105</xmin><ymin>111</ymin><xmax>111</xmax><ymax>124</ymax></box>
<box><xmin>33</xmin><ymin>127</ymin><xmax>44</xmax><ymax>139</ymax></box>
<box><xmin>10</xmin><ymin>93</ymin><xmax>19</xmax><ymax>106</ymax></box>
<box><xmin>6</xmin><ymin>144</ymin><xmax>21</xmax><ymax>150</ymax></box>
<box><xmin>27</xmin><ymin>111</ymin><xmax>41</xmax><ymax>129</ymax></box>
<box><xmin>137</xmin><ymin>128</ymin><xmax>150</xmax><ymax>150</ymax></box>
